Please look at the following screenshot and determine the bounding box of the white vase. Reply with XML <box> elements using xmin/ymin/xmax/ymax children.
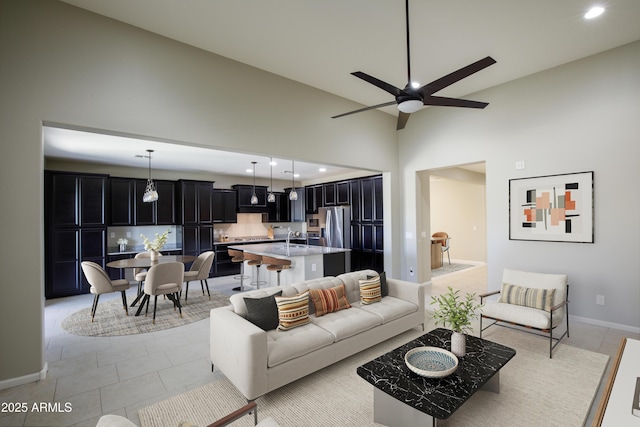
<box><xmin>149</xmin><ymin>250</ymin><xmax>159</xmax><ymax>262</ymax></box>
<box><xmin>451</xmin><ymin>331</ymin><xmax>466</xmax><ymax>357</ymax></box>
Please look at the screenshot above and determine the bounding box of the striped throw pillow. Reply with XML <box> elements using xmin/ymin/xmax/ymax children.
<box><xmin>275</xmin><ymin>291</ymin><xmax>310</xmax><ymax>331</ymax></box>
<box><xmin>499</xmin><ymin>283</ymin><xmax>556</xmax><ymax>311</ymax></box>
<box><xmin>359</xmin><ymin>276</ymin><xmax>382</xmax><ymax>305</ymax></box>
<box><xmin>309</xmin><ymin>284</ymin><xmax>351</xmax><ymax>317</ymax></box>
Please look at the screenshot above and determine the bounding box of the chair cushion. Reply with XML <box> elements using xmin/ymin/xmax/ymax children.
<box><xmin>359</xmin><ymin>276</ymin><xmax>382</xmax><ymax>305</ymax></box>
<box><xmin>275</xmin><ymin>291</ymin><xmax>310</xmax><ymax>331</ymax></box>
<box><xmin>183</xmin><ymin>271</ymin><xmax>199</xmax><ymax>281</ymax></box>
<box><xmin>244</xmin><ymin>291</ymin><xmax>283</xmax><ymax>331</ymax></box>
<box><xmin>153</xmin><ymin>283</ymin><xmax>180</xmax><ymax>295</ymax></box>
<box><xmin>308</xmin><ymin>284</ymin><xmax>351</xmax><ymax>317</ymax></box>
<box><xmin>482</xmin><ymin>302</ymin><xmax>558</xmax><ymax>329</ymax></box>
<box><xmin>111</xmin><ymin>279</ymin><xmax>130</xmax><ymax>292</ymax></box>
<box><xmin>499</xmin><ymin>282</ymin><xmax>556</xmax><ymax>311</ymax></box>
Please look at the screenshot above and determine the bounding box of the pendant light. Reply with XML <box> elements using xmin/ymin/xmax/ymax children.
<box><xmin>267</xmin><ymin>158</ymin><xmax>276</xmax><ymax>203</ymax></box>
<box><xmin>142</xmin><ymin>149</ymin><xmax>159</xmax><ymax>203</ymax></box>
<box><xmin>289</xmin><ymin>160</ymin><xmax>298</xmax><ymax>201</ymax></box>
<box><xmin>250</xmin><ymin>161</ymin><xmax>258</xmax><ymax>205</ymax></box>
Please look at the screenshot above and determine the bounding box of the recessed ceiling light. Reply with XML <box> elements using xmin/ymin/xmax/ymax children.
<box><xmin>319</xmin><ymin>167</ymin><xmax>327</xmax><ymax>172</ymax></box>
<box><xmin>585</xmin><ymin>6</ymin><xmax>605</xmax><ymax>19</ymax></box>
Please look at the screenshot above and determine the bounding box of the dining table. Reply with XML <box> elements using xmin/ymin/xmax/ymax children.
<box><xmin>106</xmin><ymin>255</ymin><xmax>197</xmax><ymax>310</ymax></box>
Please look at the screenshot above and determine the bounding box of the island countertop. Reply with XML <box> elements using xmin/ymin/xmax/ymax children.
<box><xmin>229</xmin><ymin>242</ymin><xmax>350</xmax><ymax>258</ymax></box>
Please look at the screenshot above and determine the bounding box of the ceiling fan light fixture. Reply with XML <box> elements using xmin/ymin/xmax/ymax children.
<box><xmin>398</xmin><ymin>99</ymin><xmax>423</xmax><ymax>113</ymax></box>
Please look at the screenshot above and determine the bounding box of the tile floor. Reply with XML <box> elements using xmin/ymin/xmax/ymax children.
<box><xmin>1</xmin><ymin>265</ymin><xmax>637</xmax><ymax>426</ymax></box>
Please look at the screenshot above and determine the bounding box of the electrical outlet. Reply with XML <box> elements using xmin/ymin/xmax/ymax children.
<box><xmin>311</xmin><ymin>263</ymin><xmax>316</xmax><ymax>272</ymax></box>
<box><xmin>110</xmin><ymin>232</ymin><xmax>115</xmax><ymax>238</ymax></box>
<box><xmin>126</xmin><ymin>232</ymin><xmax>131</xmax><ymax>238</ymax></box>
<box><xmin>515</xmin><ymin>160</ymin><xmax>525</xmax><ymax>170</ymax></box>
<box><xmin>596</xmin><ymin>295</ymin><xmax>605</xmax><ymax>305</ymax></box>
<box><xmin>409</xmin><ymin>268</ymin><xmax>414</xmax><ymax>276</ymax></box>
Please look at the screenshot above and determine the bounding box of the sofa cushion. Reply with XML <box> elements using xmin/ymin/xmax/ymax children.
<box><xmin>266</xmin><ymin>323</ymin><xmax>334</xmax><ymax>368</ymax></box>
<box><xmin>311</xmin><ymin>307</ymin><xmax>382</xmax><ymax>341</ymax></box>
<box><xmin>359</xmin><ymin>276</ymin><xmax>382</xmax><ymax>305</ymax></box>
<box><xmin>353</xmin><ymin>296</ymin><xmax>419</xmax><ymax>323</ymax></box>
<box><xmin>367</xmin><ymin>271</ymin><xmax>388</xmax><ymax>297</ymax></box>
<box><xmin>244</xmin><ymin>290</ymin><xmax>283</xmax><ymax>331</ymax></box>
<box><xmin>275</xmin><ymin>291</ymin><xmax>310</xmax><ymax>331</ymax></box>
<box><xmin>309</xmin><ymin>284</ymin><xmax>351</xmax><ymax>317</ymax></box>
<box><xmin>499</xmin><ymin>282</ymin><xmax>556</xmax><ymax>311</ymax></box>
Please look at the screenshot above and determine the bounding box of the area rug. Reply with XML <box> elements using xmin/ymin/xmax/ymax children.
<box><xmin>138</xmin><ymin>327</ymin><xmax>609</xmax><ymax>427</ymax></box>
<box><xmin>431</xmin><ymin>263</ymin><xmax>475</xmax><ymax>277</ymax></box>
<box><xmin>61</xmin><ymin>290</ymin><xmax>230</xmax><ymax>337</ymax></box>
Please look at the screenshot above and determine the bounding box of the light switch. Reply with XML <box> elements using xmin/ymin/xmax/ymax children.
<box><xmin>515</xmin><ymin>160</ymin><xmax>525</xmax><ymax>170</ymax></box>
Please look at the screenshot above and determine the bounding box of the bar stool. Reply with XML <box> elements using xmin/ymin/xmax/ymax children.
<box><xmin>228</xmin><ymin>249</ymin><xmax>250</xmax><ymax>292</ymax></box>
<box><xmin>263</xmin><ymin>256</ymin><xmax>292</xmax><ymax>287</ymax></box>
<box><xmin>244</xmin><ymin>252</ymin><xmax>267</xmax><ymax>289</ymax></box>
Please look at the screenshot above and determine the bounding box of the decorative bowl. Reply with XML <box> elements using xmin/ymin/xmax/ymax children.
<box><xmin>404</xmin><ymin>347</ymin><xmax>459</xmax><ymax>378</ymax></box>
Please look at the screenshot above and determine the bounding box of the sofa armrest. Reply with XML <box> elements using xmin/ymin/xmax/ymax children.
<box><xmin>386</xmin><ymin>278</ymin><xmax>425</xmax><ymax>312</ymax></box>
<box><xmin>210</xmin><ymin>307</ymin><xmax>268</xmax><ymax>400</ymax></box>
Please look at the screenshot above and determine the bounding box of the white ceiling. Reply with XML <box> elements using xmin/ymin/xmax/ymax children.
<box><xmin>48</xmin><ymin>0</ymin><xmax>640</xmax><ymax>179</ymax></box>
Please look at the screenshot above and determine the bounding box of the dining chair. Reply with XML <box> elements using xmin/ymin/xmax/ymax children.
<box><xmin>432</xmin><ymin>231</ymin><xmax>451</xmax><ymax>266</ymax></box>
<box><xmin>81</xmin><ymin>261</ymin><xmax>131</xmax><ymax>322</ymax></box>
<box><xmin>182</xmin><ymin>251</ymin><xmax>215</xmax><ymax>302</ymax></box>
<box><xmin>136</xmin><ymin>261</ymin><xmax>184</xmax><ymax>324</ymax></box>
<box><xmin>133</xmin><ymin>251</ymin><xmax>163</xmax><ymax>293</ymax></box>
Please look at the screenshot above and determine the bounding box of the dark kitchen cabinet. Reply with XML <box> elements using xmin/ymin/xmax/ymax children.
<box><xmin>305</xmin><ymin>184</ymin><xmax>323</xmax><ymax>214</ymax></box>
<box><xmin>323</xmin><ymin>182</ymin><xmax>336</xmax><ymax>206</ymax></box>
<box><xmin>348</xmin><ymin>175</ymin><xmax>383</xmax><ymax>273</ymax></box>
<box><xmin>45</xmin><ymin>171</ymin><xmax>108</xmax><ymax>298</ymax></box>
<box><xmin>155</xmin><ymin>180</ymin><xmax>176</xmax><ymax>225</ymax></box>
<box><xmin>336</xmin><ymin>181</ymin><xmax>350</xmax><ymax>205</ymax></box>
<box><xmin>233</xmin><ymin>184</ymin><xmax>268</xmax><ymax>212</ymax></box>
<box><xmin>134</xmin><ymin>179</ymin><xmax>156</xmax><ymax>225</ymax></box>
<box><xmin>212</xmin><ymin>189</ymin><xmax>237</xmax><ymax>223</ymax></box>
<box><xmin>110</xmin><ymin>178</ymin><xmax>175</xmax><ymax>226</ymax></box>
<box><xmin>285</xmin><ymin>187</ymin><xmax>305</xmax><ymax>222</ymax></box>
<box><xmin>267</xmin><ymin>192</ymin><xmax>290</xmax><ymax>222</ymax></box>
<box><xmin>178</xmin><ymin>180</ymin><xmax>215</xmax><ymax>225</ymax></box>
<box><xmin>214</xmin><ymin>243</ymin><xmax>240</xmax><ymax>277</ymax></box>
<box><xmin>182</xmin><ymin>225</ymin><xmax>215</xmax><ymax>277</ymax></box>
<box><xmin>109</xmin><ymin>178</ymin><xmax>134</xmax><ymax>226</ymax></box>
<box><xmin>350</xmin><ymin>179</ymin><xmax>361</xmax><ymax>221</ymax></box>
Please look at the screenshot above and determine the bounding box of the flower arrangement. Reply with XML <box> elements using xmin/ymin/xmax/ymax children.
<box><xmin>141</xmin><ymin>229</ymin><xmax>170</xmax><ymax>252</ymax></box>
<box><xmin>430</xmin><ymin>286</ymin><xmax>483</xmax><ymax>334</ymax></box>
<box><xmin>117</xmin><ymin>238</ymin><xmax>128</xmax><ymax>245</ymax></box>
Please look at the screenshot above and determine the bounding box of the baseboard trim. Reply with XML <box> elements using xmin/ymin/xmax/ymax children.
<box><xmin>570</xmin><ymin>315</ymin><xmax>640</xmax><ymax>334</ymax></box>
<box><xmin>0</xmin><ymin>363</ymin><xmax>48</xmax><ymax>391</ymax></box>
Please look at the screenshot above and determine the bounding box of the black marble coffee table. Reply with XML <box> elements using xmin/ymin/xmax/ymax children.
<box><xmin>357</xmin><ymin>328</ymin><xmax>516</xmax><ymax>426</ymax></box>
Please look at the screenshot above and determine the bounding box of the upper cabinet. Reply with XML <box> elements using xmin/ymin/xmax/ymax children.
<box><xmin>323</xmin><ymin>182</ymin><xmax>336</xmax><ymax>206</ymax></box>
<box><xmin>109</xmin><ymin>178</ymin><xmax>175</xmax><ymax>226</ymax></box>
<box><xmin>212</xmin><ymin>189</ymin><xmax>237</xmax><ymax>223</ymax></box>
<box><xmin>178</xmin><ymin>180</ymin><xmax>215</xmax><ymax>225</ymax></box>
<box><xmin>233</xmin><ymin>184</ymin><xmax>268</xmax><ymax>212</ymax></box>
<box><xmin>267</xmin><ymin>192</ymin><xmax>291</xmax><ymax>222</ymax></box>
<box><xmin>285</xmin><ymin>187</ymin><xmax>305</xmax><ymax>222</ymax></box>
<box><xmin>305</xmin><ymin>184</ymin><xmax>324</xmax><ymax>214</ymax></box>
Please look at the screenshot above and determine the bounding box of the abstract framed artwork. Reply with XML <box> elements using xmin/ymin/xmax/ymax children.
<box><xmin>509</xmin><ymin>171</ymin><xmax>594</xmax><ymax>243</ymax></box>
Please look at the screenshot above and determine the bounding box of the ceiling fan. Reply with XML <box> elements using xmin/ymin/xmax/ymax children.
<box><xmin>332</xmin><ymin>0</ymin><xmax>496</xmax><ymax>130</ymax></box>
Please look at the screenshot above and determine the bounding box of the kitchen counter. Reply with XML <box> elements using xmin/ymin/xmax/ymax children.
<box><xmin>229</xmin><ymin>243</ymin><xmax>350</xmax><ymax>284</ymax></box>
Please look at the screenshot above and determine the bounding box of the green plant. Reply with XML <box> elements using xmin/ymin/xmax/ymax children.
<box><xmin>430</xmin><ymin>286</ymin><xmax>483</xmax><ymax>334</ymax></box>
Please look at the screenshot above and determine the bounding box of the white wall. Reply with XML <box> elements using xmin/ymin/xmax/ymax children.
<box><xmin>0</xmin><ymin>1</ymin><xmax>401</xmax><ymax>385</ymax></box>
<box><xmin>430</xmin><ymin>176</ymin><xmax>487</xmax><ymax>263</ymax></box>
<box><xmin>400</xmin><ymin>40</ymin><xmax>640</xmax><ymax>331</ymax></box>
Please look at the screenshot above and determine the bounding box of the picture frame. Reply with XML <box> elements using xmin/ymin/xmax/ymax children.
<box><xmin>509</xmin><ymin>171</ymin><xmax>594</xmax><ymax>243</ymax></box>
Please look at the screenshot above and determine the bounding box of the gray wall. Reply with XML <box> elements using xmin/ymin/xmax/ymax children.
<box><xmin>400</xmin><ymin>40</ymin><xmax>640</xmax><ymax>331</ymax></box>
<box><xmin>0</xmin><ymin>1</ymin><xmax>399</xmax><ymax>385</ymax></box>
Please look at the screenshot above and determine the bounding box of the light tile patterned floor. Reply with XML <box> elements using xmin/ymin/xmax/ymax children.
<box><xmin>1</xmin><ymin>266</ymin><xmax>638</xmax><ymax>426</ymax></box>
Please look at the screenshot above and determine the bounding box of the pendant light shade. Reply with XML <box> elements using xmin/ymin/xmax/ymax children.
<box><xmin>250</xmin><ymin>161</ymin><xmax>258</xmax><ymax>205</ymax></box>
<box><xmin>289</xmin><ymin>160</ymin><xmax>298</xmax><ymax>201</ymax></box>
<box><xmin>143</xmin><ymin>149</ymin><xmax>158</xmax><ymax>203</ymax></box>
<box><xmin>267</xmin><ymin>158</ymin><xmax>276</xmax><ymax>203</ymax></box>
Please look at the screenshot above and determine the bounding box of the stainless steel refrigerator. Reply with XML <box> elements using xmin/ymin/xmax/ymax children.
<box><xmin>321</xmin><ymin>206</ymin><xmax>351</xmax><ymax>272</ymax></box>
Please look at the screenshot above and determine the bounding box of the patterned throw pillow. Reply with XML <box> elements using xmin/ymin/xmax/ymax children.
<box><xmin>359</xmin><ymin>276</ymin><xmax>382</xmax><ymax>305</ymax></box>
<box><xmin>274</xmin><ymin>291</ymin><xmax>310</xmax><ymax>331</ymax></box>
<box><xmin>499</xmin><ymin>282</ymin><xmax>556</xmax><ymax>311</ymax></box>
<box><xmin>309</xmin><ymin>284</ymin><xmax>351</xmax><ymax>317</ymax></box>
<box><xmin>367</xmin><ymin>272</ymin><xmax>388</xmax><ymax>297</ymax></box>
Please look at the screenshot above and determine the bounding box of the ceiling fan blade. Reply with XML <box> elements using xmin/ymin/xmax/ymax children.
<box><xmin>418</xmin><ymin>56</ymin><xmax>496</xmax><ymax>96</ymax></box>
<box><xmin>352</xmin><ymin>72</ymin><xmax>403</xmax><ymax>97</ymax></box>
<box><xmin>331</xmin><ymin>100</ymin><xmax>398</xmax><ymax>119</ymax></box>
<box><xmin>396</xmin><ymin>112</ymin><xmax>411</xmax><ymax>130</ymax></box>
<box><xmin>423</xmin><ymin>96</ymin><xmax>489</xmax><ymax>109</ymax></box>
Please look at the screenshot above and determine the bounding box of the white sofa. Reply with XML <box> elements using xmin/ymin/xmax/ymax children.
<box><xmin>210</xmin><ymin>269</ymin><xmax>426</xmax><ymax>400</ymax></box>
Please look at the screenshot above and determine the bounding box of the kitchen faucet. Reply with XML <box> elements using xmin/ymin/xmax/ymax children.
<box><xmin>286</xmin><ymin>229</ymin><xmax>294</xmax><ymax>251</ymax></box>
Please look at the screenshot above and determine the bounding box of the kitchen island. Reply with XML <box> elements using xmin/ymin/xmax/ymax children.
<box><xmin>229</xmin><ymin>242</ymin><xmax>350</xmax><ymax>285</ymax></box>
